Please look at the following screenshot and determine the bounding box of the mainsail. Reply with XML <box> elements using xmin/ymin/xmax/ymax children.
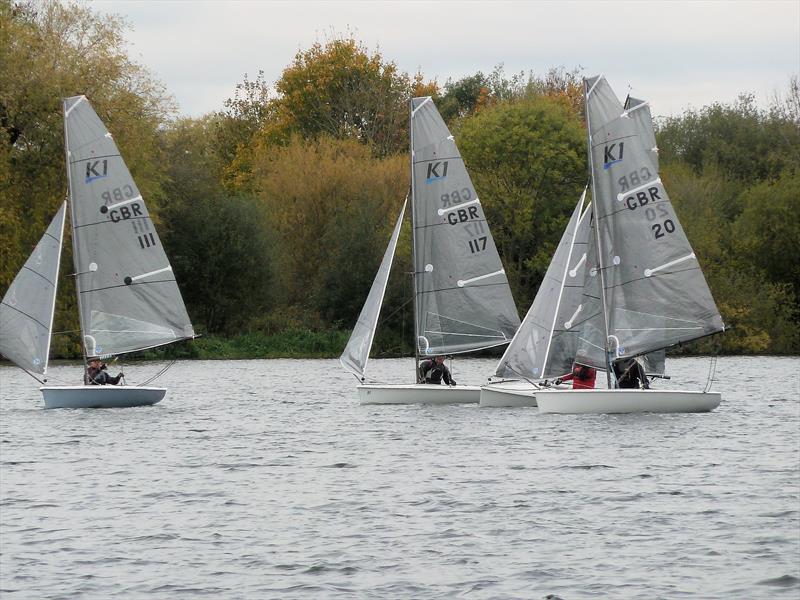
<box><xmin>340</xmin><ymin>199</ymin><xmax>407</xmax><ymax>380</ymax></box>
<box><xmin>494</xmin><ymin>190</ymin><xmax>590</xmax><ymax>380</ymax></box>
<box><xmin>410</xmin><ymin>97</ymin><xmax>519</xmax><ymax>356</ymax></box>
<box><xmin>64</xmin><ymin>96</ymin><xmax>195</xmax><ymax>357</ymax></box>
<box><xmin>0</xmin><ymin>202</ymin><xmax>66</xmax><ymax>375</ymax></box>
<box><xmin>575</xmin><ymin>77</ymin><xmax>723</xmax><ymax>369</ymax></box>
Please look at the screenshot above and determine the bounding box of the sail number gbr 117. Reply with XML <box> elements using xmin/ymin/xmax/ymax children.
<box><xmin>440</xmin><ymin>189</ymin><xmax>487</xmax><ymax>255</ymax></box>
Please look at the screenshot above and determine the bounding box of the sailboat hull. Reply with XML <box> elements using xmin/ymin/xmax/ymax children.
<box><xmin>358</xmin><ymin>384</ymin><xmax>480</xmax><ymax>405</ymax></box>
<box><xmin>40</xmin><ymin>386</ymin><xmax>166</xmax><ymax>409</ymax></box>
<box><xmin>480</xmin><ymin>381</ymin><xmax>538</xmax><ymax>407</ymax></box>
<box><xmin>536</xmin><ymin>389</ymin><xmax>721</xmax><ymax>414</ymax></box>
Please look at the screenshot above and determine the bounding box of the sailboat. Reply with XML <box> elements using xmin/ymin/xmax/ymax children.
<box><xmin>0</xmin><ymin>96</ymin><xmax>195</xmax><ymax>409</ymax></box>
<box><xmin>340</xmin><ymin>96</ymin><xmax>520</xmax><ymax>405</ymax></box>
<box><xmin>536</xmin><ymin>76</ymin><xmax>725</xmax><ymax>414</ymax></box>
<box><xmin>479</xmin><ymin>188</ymin><xmax>592</xmax><ymax>407</ymax></box>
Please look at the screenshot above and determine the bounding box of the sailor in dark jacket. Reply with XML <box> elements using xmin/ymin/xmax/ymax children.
<box><xmin>85</xmin><ymin>356</ymin><xmax>124</xmax><ymax>386</ymax></box>
<box><xmin>613</xmin><ymin>357</ymin><xmax>649</xmax><ymax>389</ymax></box>
<box><xmin>419</xmin><ymin>355</ymin><xmax>456</xmax><ymax>386</ymax></box>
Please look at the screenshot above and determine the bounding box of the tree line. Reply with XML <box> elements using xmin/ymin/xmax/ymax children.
<box><xmin>1</xmin><ymin>0</ymin><xmax>797</xmax><ymax>358</ymax></box>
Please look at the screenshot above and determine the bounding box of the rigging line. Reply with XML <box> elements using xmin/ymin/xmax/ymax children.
<box><xmin>376</xmin><ymin>295</ymin><xmax>413</xmax><ymax>327</ymax></box>
<box><xmin>79</xmin><ymin>279</ymin><xmax>177</xmax><ymax>294</ymax></box>
<box><xmin>413</xmin><ymin>219</ymin><xmax>488</xmax><ymax>231</ymax></box>
<box><xmin>73</xmin><ymin>215</ymin><xmax>152</xmax><ymax>229</ymax></box>
<box><xmin>412</xmin><ymin>154</ymin><xmax>463</xmax><ymax>165</ymax></box>
<box><xmin>138</xmin><ymin>359</ymin><xmax>177</xmax><ymax>386</ymax></box>
<box><xmin>500</xmin><ymin>362</ymin><xmax>542</xmax><ymax>387</ymax></box>
<box><xmin>20</xmin><ymin>367</ymin><xmax>45</xmax><ymax>385</ymax></box>
<box><xmin>19</xmin><ymin>266</ymin><xmax>55</xmax><ymax>287</ymax></box>
<box><xmin>0</xmin><ymin>302</ymin><xmax>50</xmax><ymax>330</ymax></box>
<box><xmin>416</xmin><ymin>281</ymin><xmax>509</xmax><ymax>295</ymax></box>
<box><xmin>704</xmin><ymin>356</ymin><xmax>717</xmax><ymax>393</ymax></box>
<box><xmin>590</xmin><ymin>133</ymin><xmax>638</xmax><ymax>149</ymax></box>
<box><xmin>600</xmin><ymin>198</ymin><xmax>672</xmax><ymax>220</ymax></box>
<box><xmin>68</xmin><ymin>152</ymin><xmax>121</xmax><ymax>164</ymax></box>
<box><xmin>601</xmin><ymin>266</ymin><xmax>702</xmax><ymax>290</ymax></box>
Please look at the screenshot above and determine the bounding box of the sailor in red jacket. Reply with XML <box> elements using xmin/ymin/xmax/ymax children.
<box><xmin>555</xmin><ymin>363</ymin><xmax>596</xmax><ymax>389</ymax></box>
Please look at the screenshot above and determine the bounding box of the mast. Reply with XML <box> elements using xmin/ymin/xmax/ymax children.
<box><xmin>409</xmin><ymin>97</ymin><xmax>420</xmax><ymax>382</ymax></box>
<box><xmin>42</xmin><ymin>201</ymin><xmax>67</xmax><ymax>381</ymax></box>
<box><xmin>584</xmin><ymin>78</ymin><xmax>613</xmax><ymax>388</ymax></box>
<box><xmin>63</xmin><ymin>97</ymin><xmax>89</xmax><ymax>371</ymax></box>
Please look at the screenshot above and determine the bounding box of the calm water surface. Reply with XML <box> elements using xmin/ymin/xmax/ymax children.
<box><xmin>1</xmin><ymin>356</ymin><xmax>798</xmax><ymax>598</ymax></box>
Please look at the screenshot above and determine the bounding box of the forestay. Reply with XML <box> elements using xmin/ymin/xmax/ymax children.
<box><xmin>340</xmin><ymin>199</ymin><xmax>407</xmax><ymax>380</ymax></box>
<box><xmin>575</xmin><ymin>77</ymin><xmax>723</xmax><ymax>369</ymax></box>
<box><xmin>494</xmin><ymin>190</ymin><xmax>590</xmax><ymax>380</ymax></box>
<box><xmin>410</xmin><ymin>97</ymin><xmax>519</xmax><ymax>356</ymax></box>
<box><xmin>64</xmin><ymin>96</ymin><xmax>195</xmax><ymax>357</ymax></box>
<box><xmin>0</xmin><ymin>202</ymin><xmax>66</xmax><ymax>375</ymax></box>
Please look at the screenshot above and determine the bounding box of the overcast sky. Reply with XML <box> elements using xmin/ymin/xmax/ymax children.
<box><xmin>91</xmin><ymin>0</ymin><xmax>799</xmax><ymax>119</ymax></box>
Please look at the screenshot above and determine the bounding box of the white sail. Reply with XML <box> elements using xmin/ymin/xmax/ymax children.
<box><xmin>494</xmin><ymin>189</ymin><xmax>590</xmax><ymax>380</ymax></box>
<box><xmin>340</xmin><ymin>199</ymin><xmax>407</xmax><ymax>380</ymax></box>
<box><xmin>410</xmin><ymin>97</ymin><xmax>520</xmax><ymax>356</ymax></box>
<box><xmin>575</xmin><ymin>77</ymin><xmax>723</xmax><ymax>369</ymax></box>
<box><xmin>63</xmin><ymin>96</ymin><xmax>195</xmax><ymax>357</ymax></box>
<box><xmin>0</xmin><ymin>202</ymin><xmax>66</xmax><ymax>375</ymax></box>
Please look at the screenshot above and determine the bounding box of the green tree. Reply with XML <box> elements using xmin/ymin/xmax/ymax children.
<box><xmin>262</xmin><ymin>36</ymin><xmax>412</xmax><ymax>157</ymax></box>
<box><xmin>1</xmin><ymin>0</ymin><xmax>173</xmax><ymax>356</ymax></box>
<box><xmin>456</xmin><ymin>96</ymin><xmax>586</xmax><ymax>307</ymax></box>
<box><xmin>733</xmin><ymin>171</ymin><xmax>800</xmax><ymax>303</ymax></box>
<box><xmin>657</xmin><ymin>91</ymin><xmax>800</xmax><ymax>184</ymax></box>
<box><xmin>248</xmin><ymin>134</ymin><xmax>407</xmax><ymax>325</ymax></box>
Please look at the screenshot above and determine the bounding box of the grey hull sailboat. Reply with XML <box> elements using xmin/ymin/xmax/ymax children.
<box><xmin>537</xmin><ymin>76</ymin><xmax>724</xmax><ymax>414</ymax></box>
<box><xmin>1</xmin><ymin>96</ymin><xmax>195</xmax><ymax>408</ymax></box>
<box><xmin>341</xmin><ymin>96</ymin><xmax>520</xmax><ymax>404</ymax></box>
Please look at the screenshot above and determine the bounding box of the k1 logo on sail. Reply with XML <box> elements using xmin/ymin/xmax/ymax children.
<box><xmin>425</xmin><ymin>161</ymin><xmax>448</xmax><ymax>184</ymax></box>
<box><xmin>85</xmin><ymin>159</ymin><xmax>109</xmax><ymax>183</ymax></box>
<box><xmin>603</xmin><ymin>143</ymin><xmax>624</xmax><ymax>170</ymax></box>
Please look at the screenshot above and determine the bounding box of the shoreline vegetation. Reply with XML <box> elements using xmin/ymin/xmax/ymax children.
<box><xmin>2</xmin><ymin>2</ymin><xmax>798</xmax><ymax>362</ymax></box>
<box><xmin>4</xmin><ymin>328</ymin><xmax>777</xmax><ymax>364</ymax></box>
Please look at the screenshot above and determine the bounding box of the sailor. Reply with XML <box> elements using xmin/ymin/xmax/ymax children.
<box><xmin>418</xmin><ymin>355</ymin><xmax>457</xmax><ymax>386</ymax></box>
<box><xmin>555</xmin><ymin>363</ymin><xmax>597</xmax><ymax>389</ymax></box>
<box><xmin>613</xmin><ymin>358</ymin><xmax>649</xmax><ymax>389</ymax></box>
<box><xmin>85</xmin><ymin>356</ymin><xmax>124</xmax><ymax>386</ymax></box>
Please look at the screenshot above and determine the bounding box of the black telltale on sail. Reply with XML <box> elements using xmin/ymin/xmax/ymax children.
<box><xmin>100</xmin><ymin>205</ymin><xmax>109</xmax><ymax>214</ymax></box>
<box><xmin>124</xmin><ymin>276</ymin><xmax>132</xmax><ymax>285</ymax></box>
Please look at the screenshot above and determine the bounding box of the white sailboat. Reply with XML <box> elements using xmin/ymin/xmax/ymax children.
<box><xmin>480</xmin><ymin>188</ymin><xmax>591</xmax><ymax>407</ymax></box>
<box><xmin>536</xmin><ymin>76</ymin><xmax>725</xmax><ymax>414</ymax></box>
<box><xmin>0</xmin><ymin>96</ymin><xmax>196</xmax><ymax>409</ymax></box>
<box><xmin>340</xmin><ymin>96</ymin><xmax>520</xmax><ymax>404</ymax></box>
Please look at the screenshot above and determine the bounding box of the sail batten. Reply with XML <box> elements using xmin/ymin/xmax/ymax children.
<box><xmin>64</xmin><ymin>95</ymin><xmax>195</xmax><ymax>358</ymax></box>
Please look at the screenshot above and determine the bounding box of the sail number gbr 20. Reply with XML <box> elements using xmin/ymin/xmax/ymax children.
<box><xmin>620</xmin><ymin>183</ymin><xmax>676</xmax><ymax>241</ymax></box>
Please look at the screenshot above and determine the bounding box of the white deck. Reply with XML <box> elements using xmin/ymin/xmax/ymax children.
<box><xmin>536</xmin><ymin>388</ymin><xmax>721</xmax><ymax>414</ymax></box>
<box><xmin>480</xmin><ymin>380</ymin><xmax>539</xmax><ymax>407</ymax></box>
<box><xmin>40</xmin><ymin>386</ymin><xmax>166</xmax><ymax>409</ymax></box>
<box><xmin>358</xmin><ymin>384</ymin><xmax>480</xmax><ymax>405</ymax></box>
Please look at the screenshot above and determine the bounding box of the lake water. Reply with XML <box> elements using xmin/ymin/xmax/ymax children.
<box><xmin>1</xmin><ymin>356</ymin><xmax>798</xmax><ymax>598</ymax></box>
